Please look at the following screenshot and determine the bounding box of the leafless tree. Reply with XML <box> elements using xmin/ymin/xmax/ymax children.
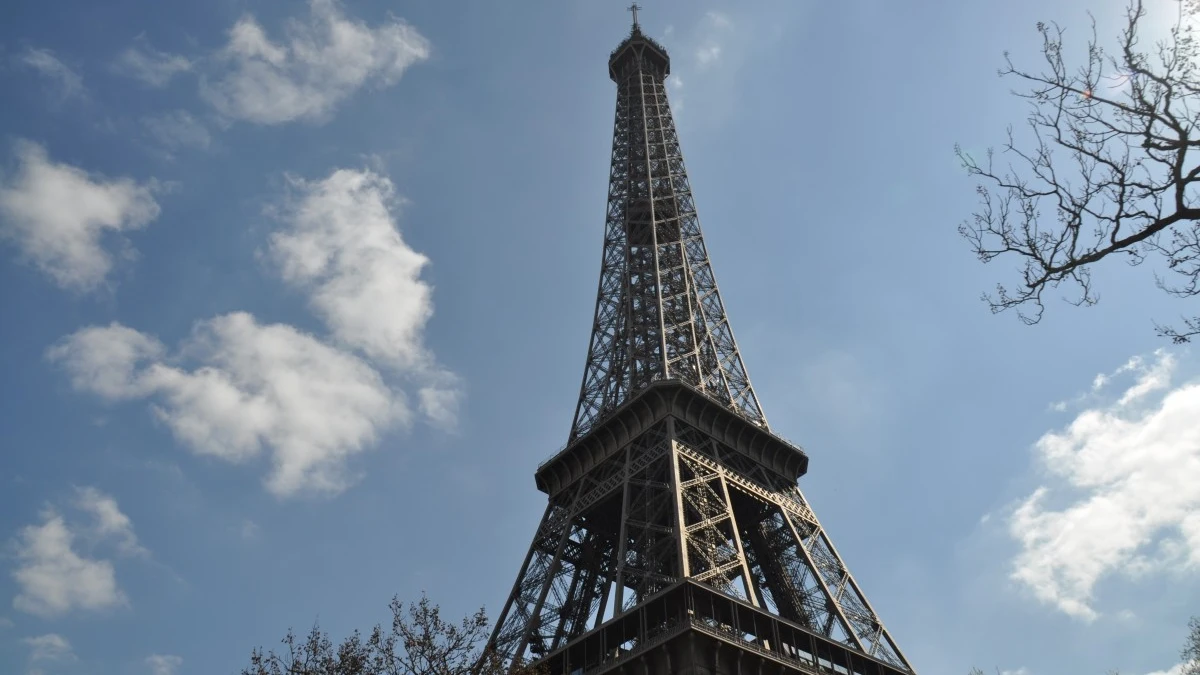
<box><xmin>1184</xmin><ymin>615</ymin><xmax>1200</xmax><ymax>675</ymax></box>
<box><xmin>242</xmin><ymin>595</ymin><xmax>541</xmax><ymax>675</ymax></box>
<box><xmin>957</xmin><ymin>0</ymin><xmax>1200</xmax><ymax>341</ymax></box>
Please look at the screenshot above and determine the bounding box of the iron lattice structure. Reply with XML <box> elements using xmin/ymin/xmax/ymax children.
<box><xmin>490</xmin><ymin>17</ymin><xmax>915</xmax><ymax>675</ymax></box>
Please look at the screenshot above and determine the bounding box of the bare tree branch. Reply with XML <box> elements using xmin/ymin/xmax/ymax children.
<box><xmin>1184</xmin><ymin>615</ymin><xmax>1200</xmax><ymax>675</ymax></box>
<box><xmin>960</xmin><ymin>0</ymin><xmax>1200</xmax><ymax>339</ymax></box>
<box><xmin>242</xmin><ymin>594</ymin><xmax>544</xmax><ymax>675</ymax></box>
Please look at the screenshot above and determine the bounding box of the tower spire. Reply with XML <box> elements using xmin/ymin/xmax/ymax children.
<box><xmin>488</xmin><ymin>21</ymin><xmax>916</xmax><ymax>675</ymax></box>
<box><xmin>628</xmin><ymin>3</ymin><xmax>641</xmax><ymax>31</ymax></box>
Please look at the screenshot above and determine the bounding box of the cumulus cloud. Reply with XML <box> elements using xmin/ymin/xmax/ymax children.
<box><xmin>268</xmin><ymin>167</ymin><xmax>460</xmax><ymax>426</ymax></box>
<box><xmin>17</xmin><ymin>48</ymin><xmax>84</xmax><ymax>100</ymax></box>
<box><xmin>10</xmin><ymin>489</ymin><xmax>141</xmax><ymax>617</ymax></box>
<box><xmin>0</xmin><ymin>140</ymin><xmax>160</xmax><ymax>291</ymax></box>
<box><xmin>24</xmin><ymin>633</ymin><xmax>75</xmax><ymax>662</ymax></box>
<box><xmin>142</xmin><ymin>110</ymin><xmax>211</xmax><ymax>152</ymax></box>
<box><xmin>114</xmin><ymin>39</ymin><xmax>192</xmax><ymax>87</ymax></box>
<box><xmin>1007</xmin><ymin>350</ymin><xmax>1200</xmax><ymax>620</ymax></box>
<box><xmin>46</xmin><ymin>321</ymin><xmax>164</xmax><ymax>399</ymax></box>
<box><xmin>49</xmin><ymin>314</ymin><xmax>404</xmax><ymax>496</ymax></box>
<box><xmin>269</xmin><ymin>169</ymin><xmax>428</xmax><ymax>367</ymax></box>
<box><xmin>75</xmin><ymin>487</ymin><xmax>147</xmax><ymax>557</ymax></box>
<box><xmin>201</xmin><ymin>0</ymin><xmax>430</xmax><ymax>124</ymax></box>
<box><xmin>146</xmin><ymin>654</ymin><xmax>183</xmax><ymax>675</ymax></box>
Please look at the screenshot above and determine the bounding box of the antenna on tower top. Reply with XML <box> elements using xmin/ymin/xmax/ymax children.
<box><xmin>628</xmin><ymin>3</ymin><xmax>641</xmax><ymax>30</ymax></box>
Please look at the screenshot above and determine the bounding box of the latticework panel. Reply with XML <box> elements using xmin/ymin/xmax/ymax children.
<box><xmin>491</xmin><ymin>418</ymin><xmax>913</xmax><ymax>672</ymax></box>
<box><xmin>495</xmin><ymin>22</ymin><xmax>913</xmax><ymax>675</ymax></box>
<box><xmin>570</xmin><ymin>35</ymin><xmax>766</xmax><ymax>443</ymax></box>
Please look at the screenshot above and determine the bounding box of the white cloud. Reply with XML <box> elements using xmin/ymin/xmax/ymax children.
<box><xmin>239</xmin><ymin>519</ymin><xmax>259</xmax><ymax>540</ymax></box>
<box><xmin>143</xmin><ymin>111</ymin><xmax>211</xmax><ymax>152</ymax></box>
<box><xmin>268</xmin><ymin>167</ymin><xmax>461</xmax><ymax>426</ymax></box>
<box><xmin>419</xmin><ymin>378</ymin><xmax>461</xmax><ymax>432</ymax></box>
<box><xmin>24</xmin><ymin>634</ymin><xmax>75</xmax><ymax>662</ymax></box>
<box><xmin>695</xmin><ymin>45</ymin><xmax>722</xmax><ymax>66</ymax></box>
<box><xmin>49</xmin><ymin>314</ymin><xmax>404</xmax><ymax>497</ymax></box>
<box><xmin>46</xmin><ymin>322</ymin><xmax>164</xmax><ymax>400</ymax></box>
<box><xmin>201</xmin><ymin>0</ymin><xmax>430</xmax><ymax>124</ymax></box>
<box><xmin>10</xmin><ymin>507</ymin><xmax>129</xmax><ymax>617</ymax></box>
<box><xmin>145</xmin><ymin>654</ymin><xmax>183</xmax><ymax>675</ymax></box>
<box><xmin>1007</xmin><ymin>350</ymin><xmax>1200</xmax><ymax>620</ymax></box>
<box><xmin>658</xmin><ymin>10</ymin><xmax>744</xmax><ymax>119</ymax></box>
<box><xmin>74</xmin><ymin>487</ymin><xmax>147</xmax><ymax>557</ymax></box>
<box><xmin>705</xmin><ymin>10</ymin><xmax>733</xmax><ymax>29</ymax></box>
<box><xmin>0</xmin><ymin>140</ymin><xmax>160</xmax><ymax>291</ymax></box>
<box><xmin>268</xmin><ymin>169</ymin><xmax>427</xmax><ymax>367</ymax></box>
<box><xmin>114</xmin><ymin>39</ymin><xmax>192</xmax><ymax>87</ymax></box>
<box><xmin>694</xmin><ymin>11</ymin><xmax>732</xmax><ymax>68</ymax></box>
<box><xmin>1138</xmin><ymin>663</ymin><xmax>1199</xmax><ymax>675</ymax></box>
<box><xmin>18</xmin><ymin>48</ymin><xmax>83</xmax><ymax>100</ymax></box>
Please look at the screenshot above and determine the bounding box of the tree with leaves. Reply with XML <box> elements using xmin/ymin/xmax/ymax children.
<box><xmin>958</xmin><ymin>0</ymin><xmax>1200</xmax><ymax>341</ymax></box>
<box><xmin>241</xmin><ymin>595</ymin><xmax>541</xmax><ymax>675</ymax></box>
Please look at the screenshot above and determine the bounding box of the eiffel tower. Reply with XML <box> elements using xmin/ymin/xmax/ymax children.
<box><xmin>489</xmin><ymin>9</ymin><xmax>915</xmax><ymax>675</ymax></box>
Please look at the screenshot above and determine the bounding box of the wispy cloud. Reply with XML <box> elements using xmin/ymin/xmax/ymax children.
<box><xmin>145</xmin><ymin>654</ymin><xmax>183</xmax><ymax>675</ymax></box>
<box><xmin>24</xmin><ymin>633</ymin><xmax>75</xmax><ymax>662</ymax></box>
<box><xmin>705</xmin><ymin>10</ymin><xmax>733</xmax><ymax>29</ymax></box>
<box><xmin>17</xmin><ymin>48</ymin><xmax>84</xmax><ymax>101</ymax></box>
<box><xmin>0</xmin><ymin>140</ymin><xmax>160</xmax><ymax>292</ymax></box>
<box><xmin>142</xmin><ymin>110</ymin><xmax>212</xmax><ymax>152</ymax></box>
<box><xmin>239</xmin><ymin>519</ymin><xmax>259</xmax><ymax>540</ymax></box>
<box><xmin>658</xmin><ymin>10</ymin><xmax>740</xmax><ymax>120</ymax></box>
<box><xmin>1006</xmin><ymin>350</ymin><xmax>1200</xmax><ymax>620</ymax></box>
<box><xmin>75</xmin><ymin>486</ymin><xmax>148</xmax><ymax>557</ymax></box>
<box><xmin>201</xmin><ymin>0</ymin><xmax>430</xmax><ymax>124</ymax></box>
<box><xmin>694</xmin><ymin>11</ymin><xmax>733</xmax><ymax>69</ymax></box>
<box><xmin>114</xmin><ymin>37</ymin><xmax>192</xmax><ymax>87</ymax></box>
<box><xmin>1138</xmin><ymin>665</ymin><xmax>1194</xmax><ymax>675</ymax></box>
<box><xmin>695</xmin><ymin>45</ymin><xmax>722</xmax><ymax>66</ymax></box>
<box><xmin>9</xmin><ymin>488</ymin><xmax>142</xmax><ymax>618</ymax></box>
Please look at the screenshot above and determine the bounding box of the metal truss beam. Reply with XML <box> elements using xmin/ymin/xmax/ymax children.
<box><xmin>491</xmin><ymin>20</ymin><xmax>915</xmax><ymax>675</ymax></box>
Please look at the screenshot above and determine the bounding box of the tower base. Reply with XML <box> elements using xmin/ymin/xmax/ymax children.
<box><xmin>530</xmin><ymin>581</ymin><xmax>907</xmax><ymax>675</ymax></box>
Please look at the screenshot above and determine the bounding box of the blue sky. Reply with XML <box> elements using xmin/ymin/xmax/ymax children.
<box><xmin>1</xmin><ymin>0</ymin><xmax>1198</xmax><ymax>674</ymax></box>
